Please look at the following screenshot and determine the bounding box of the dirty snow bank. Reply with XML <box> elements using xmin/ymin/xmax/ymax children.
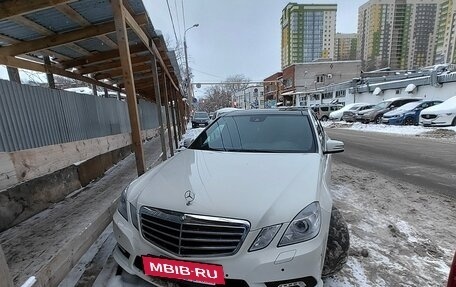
<box><xmin>323</xmin><ymin>163</ymin><xmax>455</xmax><ymax>286</ymax></box>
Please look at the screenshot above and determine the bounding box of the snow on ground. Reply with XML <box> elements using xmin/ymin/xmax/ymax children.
<box><xmin>323</xmin><ymin>163</ymin><xmax>455</xmax><ymax>286</ymax></box>
<box><xmin>323</xmin><ymin>121</ymin><xmax>456</xmax><ymax>140</ymax></box>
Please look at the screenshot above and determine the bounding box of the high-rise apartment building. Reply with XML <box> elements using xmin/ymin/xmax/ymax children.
<box><xmin>358</xmin><ymin>0</ymin><xmax>440</xmax><ymax>71</ymax></box>
<box><xmin>435</xmin><ymin>0</ymin><xmax>456</xmax><ymax>64</ymax></box>
<box><xmin>281</xmin><ymin>3</ymin><xmax>337</xmax><ymax>68</ymax></box>
<box><xmin>335</xmin><ymin>33</ymin><xmax>358</xmax><ymax>60</ymax></box>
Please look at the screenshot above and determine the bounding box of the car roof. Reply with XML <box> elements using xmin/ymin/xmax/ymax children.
<box><xmin>224</xmin><ymin>108</ymin><xmax>311</xmax><ymax>117</ymax></box>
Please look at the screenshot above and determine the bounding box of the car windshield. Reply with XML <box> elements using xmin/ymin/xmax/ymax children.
<box><xmin>374</xmin><ymin>101</ymin><xmax>391</xmax><ymax>109</ymax></box>
<box><xmin>190</xmin><ymin>114</ymin><xmax>317</xmax><ymax>153</ymax></box>
<box><xmin>396</xmin><ymin>101</ymin><xmax>421</xmax><ymax>111</ymax></box>
<box><xmin>194</xmin><ymin>112</ymin><xmax>209</xmax><ymax>119</ymax></box>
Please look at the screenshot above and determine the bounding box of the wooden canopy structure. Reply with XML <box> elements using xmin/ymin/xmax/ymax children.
<box><xmin>0</xmin><ymin>0</ymin><xmax>187</xmax><ymax>175</ymax></box>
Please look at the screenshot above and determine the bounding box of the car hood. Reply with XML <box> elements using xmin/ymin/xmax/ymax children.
<box><xmin>421</xmin><ymin>103</ymin><xmax>456</xmax><ymax>114</ymax></box>
<box><xmin>128</xmin><ymin>150</ymin><xmax>323</xmax><ymax>230</ymax></box>
<box><xmin>384</xmin><ymin>109</ymin><xmax>410</xmax><ymax>116</ymax></box>
<box><xmin>329</xmin><ymin>110</ymin><xmax>344</xmax><ymax>118</ymax></box>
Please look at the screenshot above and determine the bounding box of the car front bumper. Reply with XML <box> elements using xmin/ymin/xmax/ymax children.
<box><xmin>420</xmin><ymin>114</ymin><xmax>454</xmax><ymax>126</ymax></box>
<box><xmin>113</xmin><ymin>210</ymin><xmax>328</xmax><ymax>287</ymax></box>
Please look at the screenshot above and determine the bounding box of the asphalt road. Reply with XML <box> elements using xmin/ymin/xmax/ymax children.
<box><xmin>326</xmin><ymin>129</ymin><xmax>456</xmax><ymax>198</ymax></box>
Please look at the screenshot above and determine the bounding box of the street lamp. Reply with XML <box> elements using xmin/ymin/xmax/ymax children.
<box><xmin>184</xmin><ymin>24</ymin><xmax>199</xmax><ymax>114</ymax></box>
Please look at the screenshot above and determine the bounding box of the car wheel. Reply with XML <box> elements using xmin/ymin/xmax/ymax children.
<box><xmin>321</xmin><ymin>116</ymin><xmax>329</xmax><ymax>121</ymax></box>
<box><xmin>322</xmin><ymin>206</ymin><xmax>350</xmax><ymax>278</ymax></box>
<box><xmin>374</xmin><ymin>115</ymin><xmax>382</xmax><ymax>124</ymax></box>
<box><xmin>452</xmin><ymin>117</ymin><xmax>456</xmax><ymax>126</ymax></box>
<box><xmin>404</xmin><ymin>117</ymin><xmax>415</xmax><ymax>125</ymax></box>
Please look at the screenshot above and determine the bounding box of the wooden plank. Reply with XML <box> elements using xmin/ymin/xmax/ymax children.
<box><xmin>76</xmin><ymin>54</ymin><xmax>150</xmax><ymax>75</ymax></box>
<box><xmin>10</xmin><ymin>15</ymin><xmax>54</xmax><ymax>36</ymax></box>
<box><xmin>151</xmin><ymin>56</ymin><xmax>167</xmax><ymax>161</ymax></box>
<box><xmin>66</xmin><ymin>43</ymin><xmax>91</xmax><ymax>56</ymax></box>
<box><xmin>60</xmin><ymin>43</ymin><xmax>146</xmax><ymax>69</ymax></box>
<box><xmin>0</xmin><ymin>0</ymin><xmax>76</xmax><ymax>20</ymax></box>
<box><xmin>0</xmin><ymin>13</ymin><xmax>147</xmax><ymax>56</ymax></box>
<box><xmin>112</xmin><ymin>0</ymin><xmax>145</xmax><ymax>176</ymax></box>
<box><xmin>162</xmin><ymin>75</ymin><xmax>174</xmax><ymax>156</ymax></box>
<box><xmin>121</xmin><ymin>6</ymin><xmax>180</xmax><ymax>92</ymax></box>
<box><xmin>170</xmin><ymin>88</ymin><xmax>179</xmax><ymax>148</ymax></box>
<box><xmin>94</xmin><ymin>62</ymin><xmax>151</xmax><ymax>80</ymax></box>
<box><xmin>97</xmin><ymin>35</ymin><xmax>118</xmax><ymax>49</ymax></box>
<box><xmin>0</xmin><ymin>55</ymin><xmax>121</xmax><ymax>92</ymax></box>
<box><xmin>6</xmin><ymin>67</ymin><xmax>20</xmax><ymax>83</ymax></box>
<box><xmin>43</xmin><ymin>56</ymin><xmax>55</xmax><ymax>88</ymax></box>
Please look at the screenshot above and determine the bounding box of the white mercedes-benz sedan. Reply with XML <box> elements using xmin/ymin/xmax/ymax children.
<box><xmin>113</xmin><ymin>108</ymin><xmax>349</xmax><ymax>287</ymax></box>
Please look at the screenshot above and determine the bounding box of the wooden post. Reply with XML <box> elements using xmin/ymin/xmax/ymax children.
<box><xmin>6</xmin><ymin>66</ymin><xmax>20</xmax><ymax>83</ymax></box>
<box><xmin>43</xmin><ymin>56</ymin><xmax>55</xmax><ymax>88</ymax></box>
<box><xmin>162</xmin><ymin>75</ymin><xmax>174</xmax><ymax>156</ymax></box>
<box><xmin>170</xmin><ymin>88</ymin><xmax>179</xmax><ymax>149</ymax></box>
<box><xmin>91</xmin><ymin>83</ymin><xmax>97</xmax><ymax>96</ymax></box>
<box><xmin>104</xmin><ymin>87</ymin><xmax>109</xmax><ymax>98</ymax></box>
<box><xmin>150</xmin><ymin>56</ymin><xmax>167</xmax><ymax>161</ymax></box>
<box><xmin>0</xmin><ymin>245</ymin><xmax>13</xmax><ymax>287</ymax></box>
<box><xmin>112</xmin><ymin>0</ymin><xmax>145</xmax><ymax>176</ymax></box>
<box><xmin>174</xmin><ymin>94</ymin><xmax>183</xmax><ymax>140</ymax></box>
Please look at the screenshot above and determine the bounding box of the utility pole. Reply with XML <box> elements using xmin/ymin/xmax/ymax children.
<box><xmin>184</xmin><ymin>24</ymin><xmax>199</xmax><ymax>115</ymax></box>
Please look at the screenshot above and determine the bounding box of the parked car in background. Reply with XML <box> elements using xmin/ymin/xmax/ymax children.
<box><xmin>311</xmin><ymin>104</ymin><xmax>343</xmax><ymax>121</ymax></box>
<box><xmin>382</xmin><ymin>100</ymin><xmax>443</xmax><ymax>125</ymax></box>
<box><xmin>191</xmin><ymin>111</ymin><xmax>210</xmax><ymax>128</ymax></box>
<box><xmin>329</xmin><ymin>103</ymin><xmax>370</xmax><ymax>121</ymax></box>
<box><xmin>420</xmin><ymin>96</ymin><xmax>456</xmax><ymax>126</ymax></box>
<box><xmin>113</xmin><ymin>109</ymin><xmax>349</xmax><ymax>286</ymax></box>
<box><xmin>342</xmin><ymin>104</ymin><xmax>374</xmax><ymax>122</ymax></box>
<box><xmin>358</xmin><ymin>97</ymin><xmax>421</xmax><ymax>124</ymax></box>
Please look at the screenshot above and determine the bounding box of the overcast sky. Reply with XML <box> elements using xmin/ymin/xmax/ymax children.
<box><xmin>1</xmin><ymin>1</ymin><xmax>367</xmax><ymax>98</ymax></box>
<box><xmin>144</xmin><ymin>0</ymin><xmax>367</xmax><ymax>97</ymax></box>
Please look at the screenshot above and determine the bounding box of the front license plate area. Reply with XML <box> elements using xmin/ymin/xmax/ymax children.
<box><xmin>142</xmin><ymin>256</ymin><xmax>225</xmax><ymax>285</ymax></box>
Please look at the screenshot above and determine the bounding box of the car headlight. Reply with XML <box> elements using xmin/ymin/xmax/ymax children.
<box><xmin>118</xmin><ymin>186</ymin><xmax>129</xmax><ymax>220</ymax></box>
<box><xmin>278</xmin><ymin>202</ymin><xmax>321</xmax><ymax>247</ymax></box>
<box><xmin>446</xmin><ymin>113</ymin><xmax>454</xmax><ymax>116</ymax></box>
<box><xmin>249</xmin><ymin>224</ymin><xmax>282</xmax><ymax>252</ymax></box>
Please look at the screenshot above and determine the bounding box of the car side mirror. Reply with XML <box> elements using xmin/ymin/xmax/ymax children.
<box><xmin>183</xmin><ymin>138</ymin><xmax>194</xmax><ymax>148</ymax></box>
<box><xmin>324</xmin><ymin>139</ymin><xmax>344</xmax><ymax>154</ymax></box>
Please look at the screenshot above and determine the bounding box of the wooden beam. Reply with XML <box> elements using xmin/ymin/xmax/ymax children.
<box><xmin>0</xmin><ymin>13</ymin><xmax>147</xmax><ymax>56</ymax></box>
<box><xmin>173</xmin><ymin>89</ymin><xmax>183</xmax><ymax>139</ymax></box>
<box><xmin>43</xmin><ymin>56</ymin><xmax>55</xmax><ymax>88</ymax></box>
<box><xmin>151</xmin><ymin>56</ymin><xmax>167</xmax><ymax>161</ymax></box>
<box><xmin>60</xmin><ymin>43</ymin><xmax>147</xmax><ymax>68</ymax></box>
<box><xmin>6</xmin><ymin>66</ymin><xmax>21</xmax><ymax>83</ymax></box>
<box><xmin>0</xmin><ymin>55</ymin><xmax>121</xmax><ymax>92</ymax></box>
<box><xmin>112</xmin><ymin>0</ymin><xmax>145</xmax><ymax>175</ymax></box>
<box><xmin>170</xmin><ymin>87</ymin><xmax>179</xmax><ymax>149</ymax></box>
<box><xmin>55</xmin><ymin>4</ymin><xmax>118</xmax><ymax>49</ymax></box>
<box><xmin>121</xmin><ymin>6</ymin><xmax>180</xmax><ymax>92</ymax></box>
<box><xmin>94</xmin><ymin>63</ymin><xmax>151</xmax><ymax>80</ymax></box>
<box><xmin>162</xmin><ymin>74</ymin><xmax>174</xmax><ymax>156</ymax></box>
<box><xmin>76</xmin><ymin>54</ymin><xmax>150</xmax><ymax>75</ymax></box>
<box><xmin>0</xmin><ymin>0</ymin><xmax>76</xmax><ymax>20</ymax></box>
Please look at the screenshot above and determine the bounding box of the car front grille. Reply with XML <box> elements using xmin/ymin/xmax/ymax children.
<box><xmin>421</xmin><ymin>114</ymin><xmax>437</xmax><ymax>119</ymax></box>
<box><xmin>140</xmin><ymin>207</ymin><xmax>250</xmax><ymax>257</ymax></box>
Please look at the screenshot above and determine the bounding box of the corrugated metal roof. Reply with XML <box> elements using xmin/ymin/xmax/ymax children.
<box><xmin>26</xmin><ymin>8</ymin><xmax>80</xmax><ymax>33</ymax></box>
<box><xmin>69</xmin><ymin>0</ymin><xmax>114</xmax><ymax>25</ymax></box>
<box><xmin>51</xmin><ymin>46</ymin><xmax>84</xmax><ymax>59</ymax></box>
<box><xmin>77</xmin><ymin>37</ymin><xmax>113</xmax><ymax>53</ymax></box>
<box><xmin>0</xmin><ymin>20</ymin><xmax>43</xmax><ymax>41</ymax></box>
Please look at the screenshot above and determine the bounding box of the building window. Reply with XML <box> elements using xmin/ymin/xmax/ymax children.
<box><xmin>322</xmin><ymin>92</ymin><xmax>333</xmax><ymax>99</ymax></box>
<box><xmin>316</xmin><ymin>75</ymin><xmax>325</xmax><ymax>83</ymax></box>
<box><xmin>335</xmin><ymin>90</ymin><xmax>346</xmax><ymax>98</ymax></box>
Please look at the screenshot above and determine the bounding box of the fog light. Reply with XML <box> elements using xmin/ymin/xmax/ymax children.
<box><xmin>278</xmin><ymin>282</ymin><xmax>306</xmax><ymax>287</ymax></box>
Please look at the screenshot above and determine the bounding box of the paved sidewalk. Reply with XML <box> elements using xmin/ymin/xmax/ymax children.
<box><xmin>0</xmin><ymin>134</ymin><xmax>168</xmax><ymax>287</ymax></box>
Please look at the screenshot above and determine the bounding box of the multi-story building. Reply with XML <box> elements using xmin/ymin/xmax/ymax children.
<box><xmin>335</xmin><ymin>33</ymin><xmax>358</xmax><ymax>61</ymax></box>
<box><xmin>280</xmin><ymin>60</ymin><xmax>362</xmax><ymax>106</ymax></box>
<box><xmin>234</xmin><ymin>86</ymin><xmax>265</xmax><ymax>109</ymax></box>
<box><xmin>358</xmin><ymin>0</ymin><xmax>440</xmax><ymax>71</ymax></box>
<box><xmin>435</xmin><ymin>0</ymin><xmax>456</xmax><ymax>64</ymax></box>
<box><xmin>281</xmin><ymin>3</ymin><xmax>337</xmax><ymax>68</ymax></box>
<box><xmin>263</xmin><ymin>72</ymin><xmax>282</xmax><ymax>108</ymax></box>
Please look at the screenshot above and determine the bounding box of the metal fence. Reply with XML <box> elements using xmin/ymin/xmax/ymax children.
<box><xmin>0</xmin><ymin>79</ymin><xmax>160</xmax><ymax>152</ymax></box>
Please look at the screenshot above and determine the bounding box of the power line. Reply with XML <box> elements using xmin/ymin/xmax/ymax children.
<box><xmin>165</xmin><ymin>0</ymin><xmax>179</xmax><ymax>46</ymax></box>
<box><xmin>191</xmin><ymin>68</ymin><xmax>225</xmax><ymax>80</ymax></box>
<box><xmin>181</xmin><ymin>0</ymin><xmax>186</xmax><ymax>33</ymax></box>
<box><xmin>174</xmin><ymin>0</ymin><xmax>182</xmax><ymax>43</ymax></box>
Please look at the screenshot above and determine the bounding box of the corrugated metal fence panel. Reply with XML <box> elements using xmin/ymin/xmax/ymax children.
<box><xmin>0</xmin><ymin>80</ymin><xmax>161</xmax><ymax>152</ymax></box>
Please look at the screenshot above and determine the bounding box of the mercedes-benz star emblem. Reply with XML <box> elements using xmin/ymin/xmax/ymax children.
<box><xmin>184</xmin><ymin>190</ymin><xmax>195</xmax><ymax>206</ymax></box>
